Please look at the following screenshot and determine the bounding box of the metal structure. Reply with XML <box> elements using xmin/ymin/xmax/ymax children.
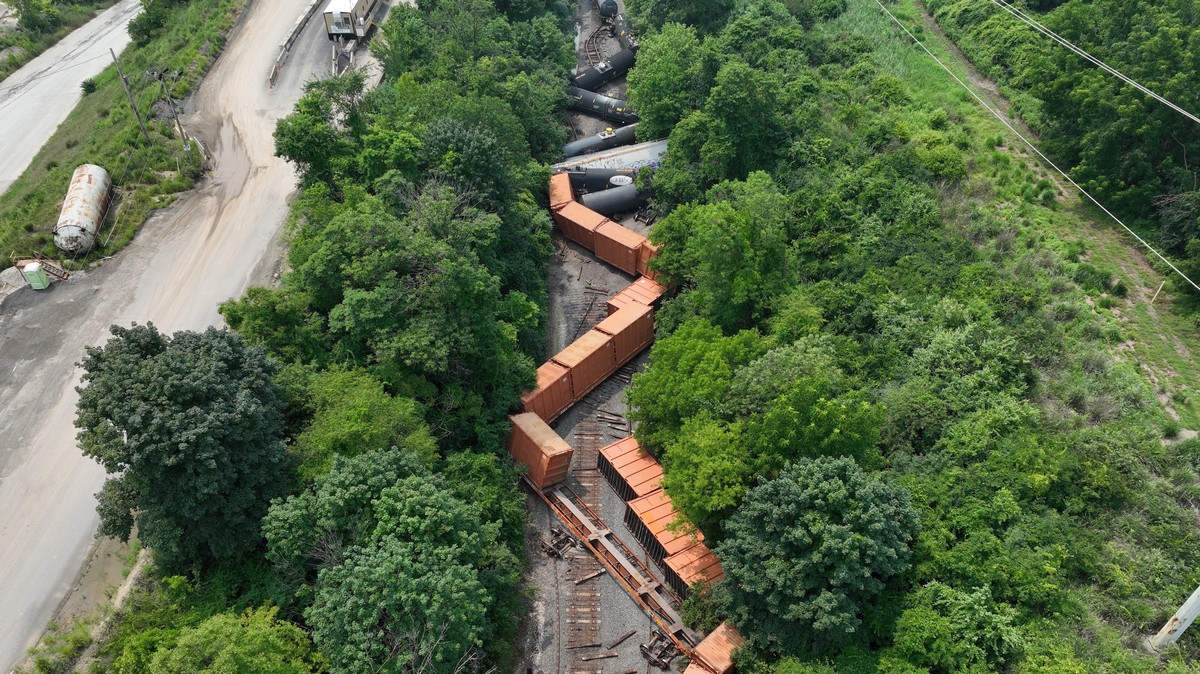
<box><xmin>571</xmin><ymin>48</ymin><xmax>637</xmax><ymax>91</ymax></box>
<box><xmin>567</xmin><ymin>86</ymin><xmax>639</xmax><ymax>125</ymax></box>
<box><xmin>581</xmin><ymin>184</ymin><xmax>645</xmax><ymax>216</ymax></box>
<box><xmin>564</xmin><ymin>124</ymin><xmax>639</xmax><ymax>159</ymax></box>
<box><xmin>531</xmin><ymin>481</ymin><xmax>700</xmax><ymax>654</ymax></box>
<box><xmin>321</xmin><ymin>0</ymin><xmax>379</xmax><ymax>41</ymax></box>
<box><xmin>1149</xmin><ymin>584</ymin><xmax>1200</xmax><ymax>649</ymax></box>
<box><xmin>53</xmin><ymin>164</ymin><xmax>112</xmax><ymax>255</ymax></box>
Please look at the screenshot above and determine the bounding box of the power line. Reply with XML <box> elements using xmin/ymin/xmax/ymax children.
<box><xmin>985</xmin><ymin>0</ymin><xmax>1200</xmax><ymax>127</ymax></box>
<box><xmin>871</xmin><ymin>0</ymin><xmax>1200</xmax><ymax>292</ymax></box>
<box><xmin>0</xmin><ymin>53</ymin><xmax>110</xmax><ymax>115</ymax></box>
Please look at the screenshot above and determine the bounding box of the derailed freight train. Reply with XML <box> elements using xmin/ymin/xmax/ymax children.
<box><xmin>564</xmin><ymin>123</ymin><xmax>639</xmax><ymax>158</ymax></box>
<box><xmin>567</xmin><ymin>86</ymin><xmax>639</xmax><ymax>125</ymax></box>
<box><xmin>571</xmin><ymin>48</ymin><xmax>637</xmax><ymax>91</ymax></box>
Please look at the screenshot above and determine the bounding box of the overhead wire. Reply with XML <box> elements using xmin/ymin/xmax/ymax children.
<box><xmin>0</xmin><ymin>53</ymin><xmax>111</xmax><ymax>113</ymax></box>
<box><xmin>985</xmin><ymin>0</ymin><xmax>1200</xmax><ymax>126</ymax></box>
<box><xmin>870</xmin><ymin>0</ymin><xmax>1200</xmax><ymax>291</ymax></box>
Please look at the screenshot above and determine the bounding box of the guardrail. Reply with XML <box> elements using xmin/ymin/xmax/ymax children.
<box><xmin>268</xmin><ymin>0</ymin><xmax>325</xmax><ymax>88</ymax></box>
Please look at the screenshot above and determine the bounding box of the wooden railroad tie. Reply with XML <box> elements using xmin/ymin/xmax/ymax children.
<box><xmin>575</xmin><ymin>569</ymin><xmax>606</xmax><ymax>584</ymax></box>
<box><xmin>580</xmin><ymin>653</ymin><xmax>619</xmax><ymax>662</ymax></box>
<box><xmin>606</xmin><ymin>629</ymin><xmax>638</xmax><ymax>649</ymax></box>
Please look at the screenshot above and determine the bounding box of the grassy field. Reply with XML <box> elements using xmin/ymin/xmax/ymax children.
<box><xmin>845</xmin><ymin>0</ymin><xmax>1200</xmax><ymax>431</ymax></box>
<box><xmin>0</xmin><ymin>0</ymin><xmax>245</xmax><ymax>266</ymax></box>
<box><xmin>0</xmin><ymin>0</ymin><xmax>121</xmax><ymax>83</ymax></box>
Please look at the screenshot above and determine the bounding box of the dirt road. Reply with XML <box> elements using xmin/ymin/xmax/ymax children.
<box><xmin>0</xmin><ymin>0</ymin><xmax>333</xmax><ymax>667</ymax></box>
<box><xmin>0</xmin><ymin>0</ymin><xmax>141</xmax><ymax>195</ymax></box>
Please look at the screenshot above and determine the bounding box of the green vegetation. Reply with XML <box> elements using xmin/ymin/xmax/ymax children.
<box><xmin>0</xmin><ymin>0</ymin><xmax>236</xmax><ymax>261</ymax></box>
<box><xmin>718</xmin><ymin>458</ymin><xmax>919</xmax><ymax>653</ymax></box>
<box><xmin>0</xmin><ymin>0</ymin><xmax>119</xmax><ymax>83</ymax></box>
<box><xmin>74</xmin><ymin>0</ymin><xmax>569</xmax><ymax>671</ymax></box>
<box><xmin>76</xmin><ymin>324</ymin><xmax>293</xmax><ymax>573</ymax></box>
<box><xmin>919</xmin><ymin>0</ymin><xmax>1200</xmax><ymax>282</ymax></box>
<box><xmin>625</xmin><ymin>0</ymin><xmax>1200</xmax><ymax>670</ymax></box>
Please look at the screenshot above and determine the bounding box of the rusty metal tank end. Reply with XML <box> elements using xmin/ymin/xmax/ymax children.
<box><xmin>53</xmin><ymin>164</ymin><xmax>112</xmax><ymax>255</ymax></box>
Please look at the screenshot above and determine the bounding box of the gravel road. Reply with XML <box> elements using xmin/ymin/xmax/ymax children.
<box><xmin>0</xmin><ymin>0</ymin><xmax>140</xmax><ymax>195</ymax></box>
<box><xmin>0</xmin><ymin>0</ymin><xmax>333</xmax><ymax>667</ymax></box>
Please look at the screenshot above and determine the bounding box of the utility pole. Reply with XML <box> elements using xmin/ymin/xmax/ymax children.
<box><xmin>1149</xmin><ymin>584</ymin><xmax>1200</xmax><ymax>649</ymax></box>
<box><xmin>110</xmin><ymin>48</ymin><xmax>151</xmax><ymax>145</ymax></box>
<box><xmin>150</xmin><ymin>69</ymin><xmax>188</xmax><ymax>153</ymax></box>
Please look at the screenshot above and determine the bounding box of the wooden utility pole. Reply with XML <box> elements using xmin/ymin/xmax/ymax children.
<box><xmin>110</xmin><ymin>49</ymin><xmax>151</xmax><ymax>145</ymax></box>
<box><xmin>1149</xmin><ymin>585</ymin><xmax>1200</xmax><ymax>649</ymax></box>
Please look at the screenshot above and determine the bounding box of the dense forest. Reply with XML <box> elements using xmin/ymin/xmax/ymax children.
<box><xmin>919</xmin><ymin>0</ymin><xmax>1200</xmax><ymax>285</ymax></box>
<box><xmin>620</xmin><ymin>0</ymin><xmax>1200</xmax><ymax>671</ymax></box>
<box><xmin>49</xmin><ymin>0</ymin><xmax>1200</xmax><ymax>673</ymax></box>
<box><xmin>56</xmin><ymin>0</ymin><xmax>574</xmax><ymax>672</ymax></box>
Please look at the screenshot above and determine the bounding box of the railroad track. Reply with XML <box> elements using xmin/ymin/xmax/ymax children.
<box><xmin>583</xmin><ymin>24</ymin><xmax>606</xmax><ymax>67</ymax></box>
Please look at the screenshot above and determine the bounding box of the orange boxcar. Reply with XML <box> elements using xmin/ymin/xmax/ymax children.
<box><xmin>520</xmin><ymin>361</ymin><xmax>574</xmax><ymax>423</ymax></box>
<box><xmin>683</xmin><ymin>623</ymin><xmax>745</xmax><ymax>674</ymax></box>
<box><xmin>636</xmin><ymin>241</ymin><xmax>659</xmax><ymax>279</ymax></box>
<box><xmin>553</xmin><ymin>202</ymin><xmax>608</xmax><ymax>251</ymax></box>
<box><xmin>594</xmin><ymin>302</ymin><xmax>654</xmax><ymax>366</ymax></box>
<box><xmin>598</xmin><ymin>436</ymin><xmax>663</xmax><ymax>502</ymax></box>
<box><xmin>664</xmin><ymin>543</ymin><xmax>724</xmax><ymax>598</ymax></box>
<box><xmin>548</xmin><ymin>173</ymin><xmax>574</xmax><ymax>211</ymax></box>
<box><xmin>508</xmin><ymin>413</ymin><xmax>573</xmax><ymax>489</ymax></box>
<box><xmin>593</xmin><ymin>220</ymin><xmax>647</xmax><ymax>275</ymax></box>
<box><xmin>550</xmin><ymin>329</ymin><xmax>618</xmax><ymax>405</ymax></box>
<box><xmin>624</xmin><ymin>489</ymin><xmax>705</xmax><ymax>565</ymax></box>
<box><xmin>606</xmin><ymin>276</ymin><xmax>667</xmax><ymax>316</ymax></box>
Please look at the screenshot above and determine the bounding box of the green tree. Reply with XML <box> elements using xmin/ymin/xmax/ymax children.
<box><xmin>265</xmin><ymin>448</ymin><xmax>520</xmax><ymax>671</ymax></box>
<box><xmin>75</xmin><ymin>324</ymin><xmax>291</xmax><ymax>571</ymax></box>
<box><xmin>892</xmin><ymin>583</ymin><xmax>1024</xmax><ymax>673</ymax></box>
<box><xmin>628</xmin><ymin>0</ymin><xmax>736</xmax><ymax>34</ymax></box>
<box><xmin>661</xmin><ymin>415</ymin><xmax>752</xmax><ymax>535</ymax></box>
<box><xmin>717</xmin><ymin>457</ymin><xmax>919</xmax><ymax>653</ymax></box>
<box><xmin>628</xmin><ymin>318</ymin><xmax>765</xmax><ymax>451</ymax></box>
<box><xmin>147</xmin><ymin>606</ymin><xmax>323</xmax><ymax>674</ymax></box>
<box><xmin>13</xmin><ymin>0</ymin><xmax>60</xmax><ymax>32</ymax></box>
<box><xmin>293</xmin><ymin>368</ymin><xmax>437</xmax><ymax>479</ymax></box>
<box><xmin>650</xmin><ymin>172</ymin><xmax>791</xmax><ymax>331</ymax></box>
<box><xmin>626</xmin><ymin>23</ymin><xmax>714</xmax><ymax>139</ymax></box>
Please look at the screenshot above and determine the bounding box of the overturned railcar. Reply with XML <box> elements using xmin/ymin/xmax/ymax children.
<box><xmin>567</xmin><ymin>86</ymin><xmax>640</xmax><ymax>125</ymax></box>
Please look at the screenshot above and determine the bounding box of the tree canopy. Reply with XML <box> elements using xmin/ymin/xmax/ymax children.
<box><xmin>75</xmin><ymin>324</ymin><xmax>291</xmax><ymax>571</ymax></box>
<box><xmin>717</xmin><ymin>457</ymin><xmax>919</xmax><ymax>653</ymax></box>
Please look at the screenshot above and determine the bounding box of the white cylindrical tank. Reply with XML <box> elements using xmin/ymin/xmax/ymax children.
<box><xmin>54</xmin><ymin>164</ymin><xmax>112</xmax><ymax>255</ymax></box>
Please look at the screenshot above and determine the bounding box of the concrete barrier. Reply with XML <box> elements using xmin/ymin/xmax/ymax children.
<box><xmin>268</xmin><ymin>0</ymin><xmax>325</xmax><ymax>87</ymax></box>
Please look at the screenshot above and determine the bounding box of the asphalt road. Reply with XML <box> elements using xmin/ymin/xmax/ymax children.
<box><xmin>0</xmin><ymin>0</ymin><xmax>141</xmax><ymax>196</ymax></box>
<box><xmin>0</xmin><ymin>0</ymin><xmax>334</xmax><ymax>667</ymax></box>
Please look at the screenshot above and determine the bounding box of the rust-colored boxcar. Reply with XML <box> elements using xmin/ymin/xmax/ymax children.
<box><xmin>636</xmin><ymin>241</ymin><xmax>659</xmax><ymax>279</ymax></box>
<box><xmin>553</xmin><ymin>202</ymin><xmax>608</xmax><ymax>251</ymax></box>
<box><xmin>548</xmin><ymin>173</ymin><xmax>574</xmax><ymax>211</ymax></box>
<box><xmin>683</xmin><ymin>623</ymin><xmax>745</xmax><ymax>674</ymax></box>
<box><xmin>624</xmin><ymin>489</ymin><xmax>705</xmax><ymax>565</ymax></box>
<box><xmin>520</xmin><ymin>361</ymin><xmax>574</xmax><ymax>423</ymax></box>
<box><xmin>550</xmin><ymin>329</ymin><xmax>618</xmax><ymax>405</ymax></box>
<box><xmin>593</xmin><ymin>220</ymin><xmax>647</xmax><ymax>275</ymax></box>
<box><xmin>594</xmin><ymin>302</ymin><xmax>654</xmax><ymax>366</ymax></box>
<box><xmin>598</xmin><ymin>436</ymin><xmax>663</xmax><ymax>502</ymax></box>
<box><xmin>664</xmin><ymin>543</ymin><xmax>724</xmax><ymax>598</ymax></box>
<box><xmin>507</xmin><ymin>413</ymin><xmax>573</xmax><ymax>489</ymax></box>
<box><xmin>606</xmin><ymin>276</ymin><xmax>667</xmax><ymax>316</ymax></box>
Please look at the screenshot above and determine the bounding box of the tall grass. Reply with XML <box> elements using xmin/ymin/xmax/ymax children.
<box><xmin>0</xmin><ymin>0</ymin><xmax>245</xmax><ymax>264</ymax></box>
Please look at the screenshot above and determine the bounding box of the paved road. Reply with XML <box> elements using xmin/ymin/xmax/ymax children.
<box><xmin>0</xmin><ymin>0</ymin><xmax>141</xmax><ymax>195</ymax></box>
<box><xmin>0</xmin><ymin>0</ymin><xmax>334</xmax><ymax>668</ymax></box>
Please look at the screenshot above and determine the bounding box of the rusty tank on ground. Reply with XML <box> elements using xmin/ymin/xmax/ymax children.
<box><xmin>54</xmin><ymin>164</ymin><xmax>111</xmax><ymax>255</ymax></box>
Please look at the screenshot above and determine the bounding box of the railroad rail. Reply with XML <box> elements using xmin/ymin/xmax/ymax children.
<box><xmin>529</xmin><ymin>479</ymin><xmax>700</xmax><ymax>654</ymax></box>
<box><xmin>583</xmin><ymin>24</ymin><xmax>606</xmax><ymax>67</ymax></box>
